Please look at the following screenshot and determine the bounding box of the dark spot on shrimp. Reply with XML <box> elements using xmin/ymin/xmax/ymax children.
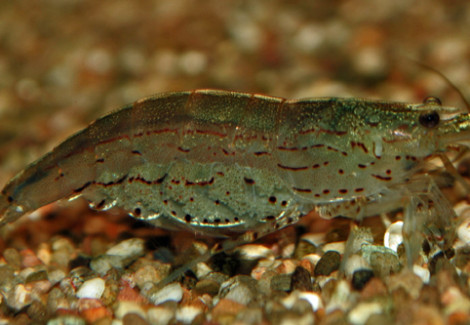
<box><xmin>355</xmin><ymin>188</ymin><xmax>364</xmax><ymax>193</ymax></box>
<box><xmin>358</xmin><ymin>164</ymin><xmax>367</xmax><ymax>169</ymax></box>
<box><xmin>185</xmin><ymin>214</ymin><xmax>192</xmax><ymax>222</ymax></box>
<box><xmin>171</xmin><ymin>210</ymin><xmax>177</xmax><ymax>216</ymax></box>
<box><xmin>7</xmin><ymin>196</ymin><xmax>14</xmax><ymax>203</ymax></box>
<box><xmin>134</xmin><ymin>208</ymin><xmax>141</xmax><ymax>216</ymax></box>
<box><xmin>281</xmin><ymin>200</ymin><xmax>287</xmax><ymax>206</ymax></box>
<box><xmin>244</xmin><ymin>177</ymin><xmax>255</xmax><ymax>185</ymax></box>
<box><xmin>339</xmin><ymin>189</ymin><xmax>348</xmax><ymax>194</ymax></box>
<box><xmin>323</xmin><ymin>189</ymin><xmax>330</xmax><ymax>194</ymax></box>
<box><xmin>131</xmin><ymin>150</ymin><xmax>142</xmax><ymax>156</ymax></box>
<box><xmin>95</xmin><ymin>158</ymin><xmax>105</xmax><ymax>163</ymax></box>
<box><xmin>338</xmin><ymin>169</ymin><xmax>344</xmax><ymax>175</ymax></box>
<box><xmin>269</xmin><ymin>196</ymin><xmax>277</xmax><ymax>203</ymax></box>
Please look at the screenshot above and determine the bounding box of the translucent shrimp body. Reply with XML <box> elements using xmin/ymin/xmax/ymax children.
<box><xmin>1</xmin><ymin>90</ymin><xmax>469</xmax><ymax>238</ymax></box>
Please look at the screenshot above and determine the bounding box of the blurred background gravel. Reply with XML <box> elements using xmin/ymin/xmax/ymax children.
<box><xmin>1</xmin><ymin>0</ymin><xmax>470</xmax><ymax>184</ymax></box>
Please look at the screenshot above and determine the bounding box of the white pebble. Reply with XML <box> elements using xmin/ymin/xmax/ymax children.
<box><xmin>384</xmin><ymin>221</ymin><xmax>404</xmax><ymax>252</ymax></box>
<box><xmin>147</xmin><ymin>306</ymin><xmax>174</xmax><ymax>325</ymax></box>
<box><xmin>151</xmin><ymin>282</ymin><xmax>183</xmax><ymax>305</ymax></box>
<box><xmin>413</xmin><ymin>265</ymin><xmax>430</xmax><ymax>284</ymax></box>
<box><xmin>76</xmin><ymin>278</ymin><xmax>105</xmax><ymax>299</ymax></box>
<box><xmin>322</xmin><ymin>241</ymin><xmax>346</xmax><ymax>254</ymax></box>
<box><xmin>457</xmin><ymin>217</ymin><xmax>470</xmax><ymax>244</ymax></box>
<box><xmin>175</xmin><ymin>305</ymin><xmax>202</xmax><ymax>324</ymax></box>
<box><xmin>106</xmin><ymin>238</ymin><xmax>145</xmax><ymax>257</ymax></box>
<box><xmin>115</xmin><ymin>301</ymin><xmax>146</xmax><ymax>319</ymax></box>
<box><xmin>348</xmin><ymin>301</ymin><xmax>383</xmax><ymax>325</ymax></box>
<box><xmin>282</xmin><ymin>291</ymin><xmax>323</xmax><ymax>312</ymax></box>
<box><xmin>343</xmin><ymin>254</ymin><xmax>371</xmax><ymax>278</ymax></box>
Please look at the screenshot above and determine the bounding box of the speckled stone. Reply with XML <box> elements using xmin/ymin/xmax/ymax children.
<box><xmin>361</xmin><ymin>245</ymin><xmax>400</xmax><ymax>278</ymax></box>
<box><xmin>314</xmin><ymin>251</ymin><xmax>341</xmax><ymax>276</ymax></box>
<box><xmin>291</xmin><ymin>266</ymin><xmax>313</xmax><ymax>292</ymax></box>
<box><xmin>219</xmin><ymin>275</ymin><xmax>259</xmax><ymax>305</ymax></box>
<box><xmin>271</xmin><ymin>273</ymin><xmax>292</xmax><ymax>292</ymax></box>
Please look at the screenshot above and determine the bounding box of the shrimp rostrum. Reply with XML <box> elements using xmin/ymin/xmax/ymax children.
<box><xmin>1</xmin><ymin>90</ymin><xmax>469</xmax><ymax>253</ymax></box>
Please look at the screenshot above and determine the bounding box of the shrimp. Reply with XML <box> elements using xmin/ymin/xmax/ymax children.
<box><xmin>1</xmin><ymin>90</ymin><xmax>469</xmax><ymax>247</ymax></box>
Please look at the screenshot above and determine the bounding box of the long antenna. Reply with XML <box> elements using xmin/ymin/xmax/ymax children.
<box><xmin>410</xmin><ymin>59</ymin><xmax>470</xmax><ymax>112</ymax></box>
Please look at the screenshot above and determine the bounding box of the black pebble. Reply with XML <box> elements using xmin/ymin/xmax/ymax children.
<box><xmin>352</xmin><ymin>269</ymin><xmax>374</xmax><ymax>290</ymax></box>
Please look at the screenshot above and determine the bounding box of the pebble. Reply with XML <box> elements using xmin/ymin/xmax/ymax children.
<box><xmin>322</xmin><ymin>242</ymin><xmax>346</xmax><ymax>254</ymax></box>
<box><xmin>134</xmin><ymin>265</ymin><xmax>160</xmax><ymax>289</ymax></box>
<box><xmin>6</xmin><ymin>284</ymin><xmax>33</xmax><ymax>311</ymax></box>
<box><xmin>387</xmin><ymin>270</ymin><xmax>423</xmax><ymax>299</ymax></box>
<box><xmin>270</xmin><ymin>273</ymin><xmax>292</xmax><ymax>292</ymax></box>
<box><xmin>115</xmin><ymin>301</ymin><xmax>146</xmax><ymax>319</ymax></box>
<box><xmin>194</xmin><ymin>279</ymin><xmax>220</xmax><ymax>296</ymax></box>
<box><xmin>294</xmin><ymin>238</ymin><xmax>319</xmax><ymax>259</ymax></box>
<box><xmin>348</xmin><ymin>301</ymin><xmax>384</xmax><ymax>325</ymax></box>
<box><xmin>76</xmin><ymin>278</ymin><xmax>106</xmax><ymax>299</ymax></box>
<box><xmin>282</xmin><ymin>291</ymin><xmax>323</xmax><ymax>312</ymax></box>
<box><xmin>3</xmin><ymin>248</ymin><xmax>21</xmax><ymax>269</ymax></box>
<box><xmin>147</xmin><ymin>282</ymin><xmax>183</xmax><ymax>305</ymax></box>
<box><xmin>123</xmin><ymin>312</ymin><xmax>150</xmax><ymax>325</ymax></box>
<box><xmin>325</xmin><ymin>280</ymin><xmax>353</xmax><ymax>313</ymax></box>
<box><xmin>314</xmin><ymin>251</ymin><xmax>341</xmax><ymax>276</ymax></box>
<box><xmin>384</xmin><ymin>221</ymin><xmax>404</xmax><ymax>252</ymax></box>
<box><xmin>290</xmin><ymin>266</ymin><xmax>313</xmax><ymax>291</ymax></box>
<box><xmin>219</xmin><ymin>275</ymin><xmax>258</xmax><ymax>305</ymax></box>
<box><xmin>175</xmin><ymin>305</ymin><xmax>203</xmax><ymax>324</ymax></box>
<box><xmin>361</xmin><ymin>245</ymin><xmax>400</xmax><ymax>277</ymax></box>
<box><xmin>343</xmin><ymin>254</ymin><xmax>371</xmax><ymax>278</ymax></box>
<box><xmin>147</xmin><ymin>306</ymin><xmax>174</xmax><ymax>325</ymax></box>
<box><xmin>351</xmin><ymin>269</ymin><xmax>374</xmax><ymax>290</ymax></box>
<box><xmin>47</xmin><ymin>316</ymin><xmax>86</xmax><ymax>325</ymax></box>
<box><xmin>106</xmin><ymin>238</ymin><xmax>146</xmax><ymax>258</ymax></box>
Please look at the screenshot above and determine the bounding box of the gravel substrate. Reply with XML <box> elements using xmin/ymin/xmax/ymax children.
<box><xmin>1</xmin><ymin>1</ymin><xmax>470</xmax><ymax>324</ymax></box>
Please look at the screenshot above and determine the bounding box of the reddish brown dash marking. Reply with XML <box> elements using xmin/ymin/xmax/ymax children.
<box><xmin>178</xmin><ymin>147</ymin><xmax>190</xmax><ymax>153</ymax></box>
<box><xmin>195</xmin><ymin>129</ymin><xmax>227</xmax><ymax>138</ymax></box>
<box><xmin>292</xmin><ymin>187</ymin><xmax>312</xmax><ymax>193</ymax></box>
<box><xmin>299</xmin><ymin>128</ymin><xmax>316</xmax><ymax>135</ymax></box>
<box><xmin>277</xmin><ymin>146</ymin><xmax>300</xmax><ymax>151</ymax></box>
<box><xmin>277</xmin><ymin>164</ymin><xmax>309</xmax><ymax>171</ymax></box>
<box><xmin>371</xmin><ymin>174</ymin><xmax>392</xmax><ymax>181</ymax></box>
<box><xmin>354</xmin><ymin>188</ymin><xmax>364</xmax><ymax>193</ymax></box>
<box><xmin>254</xmin><ymin>151</ymin><xmax>270</xmax><ymax>156</ymax></box>
<box><xmin>244</xmin><ymin>177</ymin><xmax>255</xmax><ymax>185</ymax></box>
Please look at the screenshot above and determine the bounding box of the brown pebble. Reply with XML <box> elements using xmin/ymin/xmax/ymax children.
<box><xmin>26</xmin><ymin>300</ymin><xmax>50</xmax><ymax>323</ymax></box>
<box><xmin>194</xmin><ymin>279</ymin><xmax>220</xmax><ymax>296</ymax></box>
<box><xmin>314</xmin><ymin>251</ymin><xmax>341</xmax><ymax>276</ymax></box>
<box><xmin>123</xmin><ymin>312</ymin><xmax>150</xmax><ymax>325</ymax></box>
<box><xmin>291</xmin><ymin>266</ymin><xmax>313</xmax><ymax>291</ymax></box>
<box><xmin>271</xmin><ymin>274</ymin><xmax>292</xmax><ymax>292</ymax></box>
<box><xmin>3</xmin><ymin>248</ymin><xmax>22</xmax><ymax>269</ymax></box>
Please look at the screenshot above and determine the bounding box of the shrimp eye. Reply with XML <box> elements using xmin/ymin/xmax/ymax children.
<box><xmin>419</xmin><ymin>111</ymin><xmax>440</xmax><ymax>128</ymax></box>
